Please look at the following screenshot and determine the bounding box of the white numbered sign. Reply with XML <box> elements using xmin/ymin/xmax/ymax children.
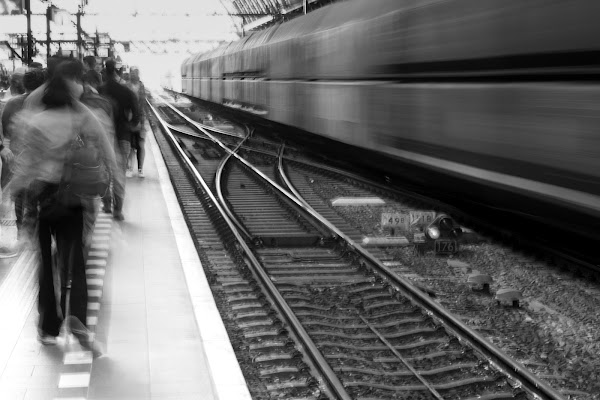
<box><xmin>409</xmin><ymin>211</ymin><xmax>436</xmax><ymax>227</ymax></box>
<box><xmin>381</xmin><ymin>212</ymin><xmax>410</xmax><ymax>230</ymax></box>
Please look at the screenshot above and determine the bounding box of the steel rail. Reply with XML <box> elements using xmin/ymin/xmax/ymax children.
<box><xmin>358</xmin><ymin>314</ymin><xmax>445</xmax><ymax>400</ymax></box>
<box><xmin>147</xmin><ymin>99</ymin><xmax>353</xmax><ymax>400</ymax></box>
<box><xmin>283</xmin><ymin>157</ymin><xmax>600</xmax><ymax>274</ymax></box>
<box><xmin>278</xmin><ymin>151</ymin><xmax>568</xmax><ymax>400</ymax></box>
<box><xmin>165</xmin><ymin>95</ymin><xmax>599</xmax><ymax>274</ymax></box>
<box><xmin>156</xmin><ymin>101</ymin><xmax>245</xmax><ymax>138</ymax></box>
<box><xmin>215</xmin><ymin>134</ymin><xmax>255</xmax><ymax>240</ymax></box>
<box><xmin>159</xmin><ymin>98</ymin><xmax>566</xmax><ymax>400</ymax></box>
<box><xmin>167</xmin><ymin>125</ymin><xmax>332</xmax><ymax>240</ymax></box>
<box><xmin>278</xmin><ymin>144</ymin><xmax>311</xmax><ymax>209</ymax></box>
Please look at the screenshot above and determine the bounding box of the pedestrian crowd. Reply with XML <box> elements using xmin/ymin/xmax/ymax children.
<box><xmin>0</xmin><ymin>56</ymin><xmax>147</xmax><ymax>353</ymax></box>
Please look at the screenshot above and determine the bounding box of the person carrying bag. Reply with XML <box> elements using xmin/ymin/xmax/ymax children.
<box><xmin>59</xmin><ymin>116</ymin><xmax>110</xmax><ymax>206</ymax></box>
<box><xmin>10</xmin><ymin>60</ymin><xmax>116</xmax><ymax>351</ymax></box>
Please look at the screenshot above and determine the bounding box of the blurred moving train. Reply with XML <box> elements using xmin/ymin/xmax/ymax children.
<box><xmin>177</xmin><ymin>0</ymin><xmax>600</xmax><ymax>223</ymax></box>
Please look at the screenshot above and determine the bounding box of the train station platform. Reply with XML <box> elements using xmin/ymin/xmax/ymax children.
<box><xmin>0</xmin><ymin>127</ymin><xmax>252</xmax><ymax>400</ymax></box>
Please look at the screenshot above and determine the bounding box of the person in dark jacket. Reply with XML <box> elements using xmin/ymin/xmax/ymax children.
<box><xmin>98</xmin><ymin>59</ymin><xmax>139</xmax><ymax>220</ymax></box>
<box><xmin>81</xmin><ymin>70</ymin><xmax>115</xmax><ymax>241</ymax></box>
<box><xmin>126</xmin><ymin>66</ymin><xmax>146</xmax><ymax>178</ymax></box>
<box><xmin>83</xmin><ymin>55</ymin><xmax>102</xmax><ymax>87</ymax></box>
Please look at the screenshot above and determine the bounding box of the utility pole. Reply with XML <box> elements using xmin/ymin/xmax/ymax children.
<box><xmin>94</xmin><ymin>30</ymin><xmax>99</xmax><ymax>57</ymax></box>
<box><xmin>76</xmin><ymin>7</ymin><xmax>83</xmax><ymax>60</ymax></box>
<box><xmin>46</xmin><ymin>5</ymin><xmax>52</xmax><ymax>60</ymax></box>
<box><xmin>26</xmin><ymin>0</ymin><xmax>33</xmax><ymax>64</ymax></box>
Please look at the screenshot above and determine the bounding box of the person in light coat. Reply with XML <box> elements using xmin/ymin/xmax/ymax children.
<box><xmin>11</xmin><ymin>60</ymin><xmax>116</xmax><ymax>350</ymax></box>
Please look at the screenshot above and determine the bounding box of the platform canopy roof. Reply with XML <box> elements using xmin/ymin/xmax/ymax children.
<box><xmin>220</xmin><ymin>0</ymin><xmax>338</xmax><ymax>31</ymax></box>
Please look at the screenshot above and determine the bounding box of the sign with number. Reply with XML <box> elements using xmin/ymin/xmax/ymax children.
<box><xmin>410</xmin><ymin>211</ymin><xmax>436</xmax><ymax>228</ymax></box>
<box><xmin>381</xmin><ymin>212</ymin><xmax>410</xmax><ymax>230</ymax></box>
<box><xmin>435</xmin><ymin>240</ymin><xmax>458</xmax><ymax>254</ymax></box>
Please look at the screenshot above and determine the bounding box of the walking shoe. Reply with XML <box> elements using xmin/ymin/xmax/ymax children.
<box><xmin>68</xmin><ymin>317</ymin><xmax>104</xmax><ymax>358</ymax></box>
<box><xmin>78</xmin><ymin>335</ymin><xmax>104</xmax><ymax>358</ymax></box>
<box><xmin>113</xmin><ymin>211</ymin><xmax>125</xmax><ymax>221</ymax></box>
<box><xmin>138</xmin><ymin>169</ymin><xmax>144</xmax><ymax>178</ymax></box>
<box><xmin>37</xmin><ymin>333</ymin><xmax>57</xmax><ymax>346</ymax></box>
<box><xmin>102</xmin><ymin>206</ymin><xmax>112</xmax><ymax>214</ymax></box>
<box><xmin>126</xmin><ymin>169</ymin><xmax>133</xmax><ymax>178</ymax></box>
<box><xmin>0</xmin><ymin>246</ymin><xmax>18</xmax><ymax>258</ymax></box>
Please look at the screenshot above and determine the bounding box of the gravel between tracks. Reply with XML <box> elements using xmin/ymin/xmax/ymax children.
<box><xmin>306</xmin><ymin>174</ymin><xmax>600</xmax><ymax>399</ymax></box>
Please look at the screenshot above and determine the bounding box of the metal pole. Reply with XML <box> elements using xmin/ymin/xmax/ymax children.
<box><xmin>94</xmin><ymin>30</ymin><xmax>99</xmax><ymax>57</ymax></box>
<box><xmin>303</xmin><ymin>0</ymin><xmax>307</xmax><ymax>14</ymax></box>
<box><xmin>46</xmin><ymin>6</ymin><xmax>52</xmax><ymax>60</ymax></box>
<box><xmin>76</xmin><ymin>9</ymin><xmax>82</xmax><ymax>61</ymax></box>
<box><xmin>26</xmin><ymin>0</ymin><xmax>33</xmax><ymax>64</ymax></box>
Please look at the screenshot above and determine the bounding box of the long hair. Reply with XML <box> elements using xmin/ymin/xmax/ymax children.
<box><xmin>42</xmin><ymin>59</ymin><xmax>84</xmax><ymax>109</ymax></box>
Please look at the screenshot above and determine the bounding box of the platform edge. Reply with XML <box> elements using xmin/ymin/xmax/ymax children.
<box><xmin>147</xmin><ymin>125</ymin><xmax>252</xmax><ymax>400</ymax></box>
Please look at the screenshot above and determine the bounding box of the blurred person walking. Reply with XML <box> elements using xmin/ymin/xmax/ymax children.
<box><xmin>94</xmin><ymin>58</ymin><xmax>103</xmax><ymax>76</ymax></box>
<box><xmin>10</xmin><ymin>59</ymin><xmax>116</xmax><ymax>348</ymax></box>
<box><xmin>98</xmin><ymin>59</ymin><xmax>139</xmax><ymax>220</ymax></box>
<box><xmin>81</xmin><ymin>71</ymin><xmax>116</xmax><ymax>242</ymax></box>
<box><xmin>126</xmin><ymin>66</ymin><xmax>146</xmax><ymax>178</ymax></box>
<box><xmin>1</xmin><ymin>70</ymin><xmax>45</xmax><ymax>145</ymax></box>
<box><xmin>83</xmin><ymin>56</ymin><xmax>102</xmax><ymax>86</ymax></box>
<box><xmin>1</xmin><ymin>69</ymin><xmax>25</xmax><ymax>102</ymax></box>
<box><xmin>114</xmin><ymin>61</ymin><xmax>126</xmax><ymax>85</ymax></box>
<box><xmin>23</xmin><ymin>57</ymin><xmax>68</xmax><ymax>112</ymax></box>
<box><xmin>81</xmin><ymin>68</ymin><xmax>112</xmax><ymax>120</ymax></box>
<box><xmin>0</xmin><ymin>69</ymin><xmax>46</xmax><ymax>249</ymax></box>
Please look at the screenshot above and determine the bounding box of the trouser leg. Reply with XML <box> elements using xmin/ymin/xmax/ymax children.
<box><xmin>15</xmin><ymin>190</ymin><xmax>37</xmax><ymax>241</ymax></box>
<box><xmin>137</xmin><ymin>136</ymin><xmax>145</xmax><ymax>171</ymax></box>
<box><xmin>81</xmin><ymin>197</ymin><xmax>96</xmax><ymax>246</ymax></box>
<box><xmin>38</xmin><ymin>208</ymin><xmax>61</xmax><ymax>336</ymax></box>
<box><xmin>56</xmin><ymin>205</ymin><xmax>87</xmax><ymax>326</ymax></box>
<box><xmin>113</xmin><ymin>140</ymin><xmax>131</xmax><ymax>213</ymax></box>
<box><xmin>23</xmin><ymin>188</ymin><xmax>38</xmax><ymax>235</ymax></box>
<box><xmin>127</xmin><ymin>150</ymin><xmax>133</xmax><ymax>171</ymax></box>
<box><xmin>101</xmin><ymin>176</ymin><xmax>112</xmax><ymax>211</ymax></box>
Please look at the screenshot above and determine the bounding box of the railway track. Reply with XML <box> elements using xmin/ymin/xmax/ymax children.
<box><xmin>164</xmin><ymin>90</ymin><xmax>599</xmax><ymax>281</ymax></box>
<box><xmin>146</xmin><ymin>95</ymin><xmax>567</xmax><ymax>400</ymax></box>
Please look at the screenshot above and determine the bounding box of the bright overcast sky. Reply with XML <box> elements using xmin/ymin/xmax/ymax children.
<box><xmin>1</xmin><ymin>0</ymin><xmax>241</xmax><ymax>87</ymax></box>
<box><xmin>23</xmin><ymin>0</ymin><xmax>241</xmax><ymax>41</ymax></box>
<box><xmin>37</xmin><ymin>0</ymin><xmax>229</xmax><ymax>16</ymax></box>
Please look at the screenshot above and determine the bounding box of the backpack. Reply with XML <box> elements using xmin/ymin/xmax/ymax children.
<box><xmin>60</xmin><ymin>126</ymin><xmax>109</xmax><ymax>202</ymax></box>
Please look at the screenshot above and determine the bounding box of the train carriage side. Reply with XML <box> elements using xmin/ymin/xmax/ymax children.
<box><xmin>181</xmin><ymin>0</ymin><xmax>600</xmax><ymax>217</ymax></box>
<box><xmin>191</xmin><ymin>52</ymin><xmax>205</xmax><ymax>98</ymax></box>
<box><xmin>239</xmin><ymin>26</ymin><xmax>280</xmax><ymax>115</ymax></box>
<box><xmin>181</xmin><ymin>56</ymin><xmax>192</xmax><ymax>95</ymax></box>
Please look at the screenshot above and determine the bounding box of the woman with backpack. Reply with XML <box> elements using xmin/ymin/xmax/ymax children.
<box><xmin>10</xmin><ymin>59</ymin><xmax>117</xmax><ymax>349</ymax></box>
